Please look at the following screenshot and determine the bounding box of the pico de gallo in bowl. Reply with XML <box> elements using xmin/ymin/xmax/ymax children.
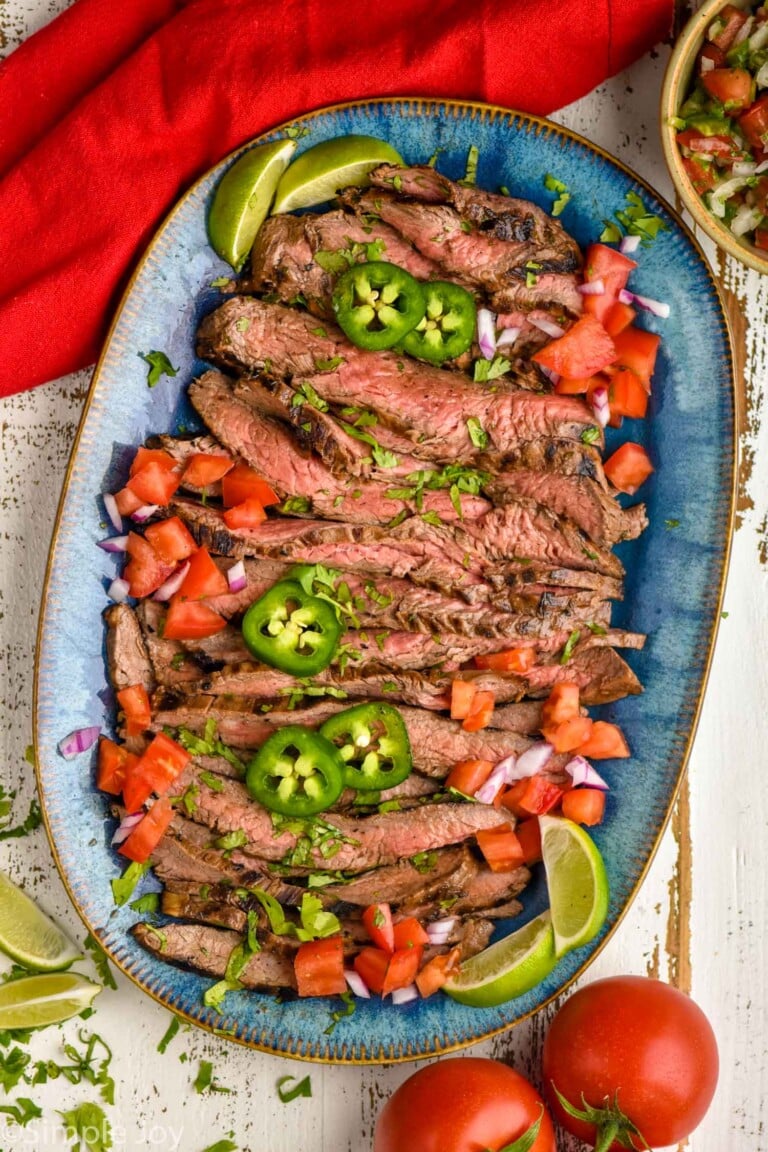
<box><xmin>662</xmin><ymin>0</ymin><xmax>768</xmax><ymax>272</ymax></box>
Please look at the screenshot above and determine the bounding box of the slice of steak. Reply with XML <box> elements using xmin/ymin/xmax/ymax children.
<box><xmin>196</xmin><ymin>300</ymin><xmax>601</xmax><ymax>458</ymax></box>
<box><xmin>132</xmin><ymin>922</ymin><xmax>297</xmax><ymax>990</ymax></box>
<box><xmin>397</xmin><ymin>854</ymin><xmax>530</xmax><ymax>921</ymax></box>
<box><xmin>487</xmin><ymin>471</ymin><xmax>647</xmax><ymax>546</ymax></box>
<box><xmin>105</xmin><ymin>605</ymin><xmax>153</xmax><ymax>692</ymax></box>
<box><xmin>188</xmin><ymin>370</ymin><xmax>489</xmax><ymax>524</ymax></box>
<box><xmin>321</xmin><ymin>846</ymin><xmax>469</xmax><ymax>908</ymax></box>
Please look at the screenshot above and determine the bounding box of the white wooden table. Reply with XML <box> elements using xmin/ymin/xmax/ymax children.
<box><xmin>1</xmin><ymin>4</ymin><xmax>766</xmax><ymax>1149</ymax></box>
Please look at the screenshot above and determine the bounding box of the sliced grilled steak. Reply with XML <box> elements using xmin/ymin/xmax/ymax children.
<box><xmin>196</xmin><ymin>300</ymin><xmax>601</xmax><ymax>457</ymax></box>
<box><xmin>132</xmin><ymin>922</ymin><xmax>297</xmax><ymax>990</ymax></box>
<box><xmin>321</xmin><ymin>846</ymin><xmax>469</xmax><ymax>907</ymax></box>
<box><xmin>188</xmin><ymin>370</ymin><xmax>489</xmax><ymax>524</ymax></box>
<box><xmin>487</xmin><ymin>471</ymin><xmax>648</xmax><ymax>546</ymax></box>
<box><xmin>105</xmin><ymin>605</ymin><xmax>153</xmax><ymax>692</ymax></box>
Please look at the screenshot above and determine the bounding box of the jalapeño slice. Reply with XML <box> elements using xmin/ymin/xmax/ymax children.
<box><xmin>319</xmin><ymin>703</ymin><xmax>412</xmax><ymax>792</ymax></box>
<box><xmin>402</xmin><ymin>281</ymin><xmax>476</xmax><ymax>363</ymax></box>
<box><xmin>246</xmin><ymin>726</ymin><xmax>344</xmax><ymax>817</ymax></box>
<box><xmin>332</xmin><ymin>261</ymin><xmax>426</xmax><ymax>350</ymax></box>
<box><xmin>241</xmin><ymin>580</ymin><xmax>341</xmax><ymax>676</ymax></box>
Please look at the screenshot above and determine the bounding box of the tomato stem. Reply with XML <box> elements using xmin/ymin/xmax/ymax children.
<box><xmin>550</xmin><ymin>1083</ymin><xmax>652</xmax><ymax>1152</ymax></box>
<box><xmin>593</xmin><ymin>1119</ymin><xmax>620</xmax><ymax>1152</ymax></box>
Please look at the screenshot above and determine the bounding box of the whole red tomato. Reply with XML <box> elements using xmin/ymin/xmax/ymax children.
<box><xmin>374</xmin><ymin>1057</ymin><xmax>556</xmax><ymax>1152</ymax></box>
<box><xmin>542</xmin><ymin>976</ymin><xmax>718</xmax><ymax>1150</ymax></box>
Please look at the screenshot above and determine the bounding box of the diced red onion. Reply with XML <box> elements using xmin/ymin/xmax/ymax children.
<box><xmin>152</xmin><ymin>561</ymin><xmax>190</xmax><ymax>602</ymax></box>
<box><xmin>111</xmin><ymin>811</ymin><xmax>144</xmax><ymax>846</ymax></box>
<box><xmin>577</xmin><ymin>278</ymin><xmax>606</xmax><ymax>296</ymax></box>
<box><xmin>495</xmin><ymin>326</ymin><xmax>521</xmax><ymax>349</ymax></box>
<box><xmin>617</xmin><ymin>288</ymin><xmax>634</xmax><ymax>305</ymax></box>
<box><xmin>344</xmin><ymin>970</ymin><xmax>371</xmax><ymax>999</ymax></box>
<box><xmin>473</xmin><ymin>759</ymin><xmax>510</xmax><ymax>805</ymax></box>
<box><xmin>700</xmin><ymin>55</ymin><xmax>715</xmax><ymax>73</ymax></box>
<box><xmin>103</xmin><ymin>493</ymin><xmax>123</xmax><ymax>533</ymax></box>
<box><xmin>509</xmin><ymin>742</ymin><xmax>553</xmax><ymax>780</ymax></box>
<box><xmin>617</xmin><ymin>289</ymin><xmax>670</xmax><ymax>320</ymax></box>
<box><xmin>476</xmin><ymin>308</ymin><xmax>497</xmax><ymax>360</ymax></box>
<box><xmin>108</xmin><ymin>577</ymin><xmax>131</xmax><ymax>603</ymax></box>
<box><xmin>391</xmin><ymin>983</ymin><xmax>419</xmax><ymax>1005</ymax></box>
<box><xmin>591</xmin><ymin>385</ymin><xmax>610</xmax><ymax>429</ymax></box>
<box><xmin>495</xmin><ymin>753</ymin><xmax>519</xmax><ymax>784</ymax></box>
<box><xmin>227</xmin><ymin>560</ymin><xmax>247</xmax><ymax>593</ymax></box>
<box><xmin>564</xmin><ymin>756</ymin><xmax>610</xmax><ymax>791</ymax></box>
<box><xmin>538</xmin><ymin>365</ymin><xmax>561</xmax><ymax>387</ymax></box>
<box><xmin>426</xmin><ymin>918</ymin><xmax>457</xmax><ymax>946</ymax></box>
<box><xmin>131</xmin><ymin>504</ymin><xmax>159</xmax><ymax>523</ymax></box>
<box><xmin>98</xmin><ymin>535</ymin><xmax>129</xmax><ymax>553</ymax></box>
<box><xmin>530</xmin><ymin>316</ymin><xmax>566</xmax><ymax>339</ymax></box>
<box><xmin>58</xmin><ymin>725</ymin><xmax>101</xmax><ymax>760</ymax></box>
<box><xmin>619</xmin><ymin>233</ymin><xmax>641</xmax><ymax>255</ymax></box>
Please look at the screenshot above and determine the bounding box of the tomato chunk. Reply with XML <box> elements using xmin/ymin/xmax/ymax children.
<box><xmin>144</xmin><ymin>516</ymin><xmax>198</xmax><ymax>564</ymax></box>
<box><xmin>222</xmin><ymin>463</ymin><xmax>280</xmax><ymax>509</ymax></box>
<box><xmin>177</xmin><ymin>547</ymin><xmax>229</xmax><ymax>600</ymax></box>
<box><xmin>122</xmin><ymin>731</ymin><xmax>191</xmax><ymax>813</ymax></box>
<box><xmin>126</xmin><ymin>461</ymin><xmax>181</xmax><ymax>506</ymax></box>
<box><xmin>97</xmin><ymin>738</ymin><xmax>138</xmax><ymax>795</ymax></box>
<box><xmin>474</xmin><ymin>647</ymin><xmax>536</xmax><ymax>674</ymax></box>
<box><xmin>476</xmin><ymin>825</ymin><xmax>526</xmax><ymax>872</ymax></box>
<box><xmin>708</xmin><ymin>3</ymin><xmax>747</xmax><ymax>51</ymax></box>
<box><xmin>450</xmin><ymin>680</ymin><xmax>476</xmax><ymax>720</ymax></box>
<box><xmin>353</xmin><ymin>946</ymin><xmax>390</xmax><ymax>995</ymax></box>
<box><xmin>612</xmin><ymin>326</ymin><xmax>660</xmax><ymax>383</ymax></box>
<box><xmin>533</xmin><ymin>314</ymin><xmax>617</xmax><ymax>379</ymax></box>
<box><xmin>541</xmin><ymin>682</ymin><xmax>580</xmax><ymax>732</ymax></box>
<box><xmin>577</xmin><ymin>720</ymin><xmax>630</xmax><ymax>759</ymax></box>
<box><xmin>163</xmin><ymin>598</ymin><xmax>228</xmax><ymax>640</ymax></box>
<box><xmin>118</xmin><ymin>797</ymin><xmax>175</xmax><ymax>863</ymax></box>
<box><xmin>222</xmin><ymin>498</ymin><xmax>268</xmax><ymax>530</ymax></box>
<box><xmin>554</xmin><ymin>375</ymin><xmax>589</xmax><ymax>395</ymax></box>
<box><xmin>755</xmin><ymin>227</ymin><xmax>768</xmax><ymax>252</ymax></box>
<box><xmin>610</xmin><ymin>369</ymin><xmax>649</xmax><ymax>419</ymax></box>
<box><xmin>702</xmin><ymin>68</ymin><xmax>754</xmax><ymax>112</ymax></box>
<box><xmin>514</xmin><ymin>776</ymin><xmax>566</xmax><ymax>817</ymax></box>
<box><xmin>604</xmin><ymin>442</ymin><xmax>654</xmax><ymax>494</ymax></box>
<box><xmin>548</xmin><ymin>716</ymin><xmax>594</xmax><ymax>754</ymax></box>
<box><xmin>129</xmin><ymin>447</ymin><xmax>177</xmax><ymax>477</ymax></box>
<box><xmin>561</xmin><ymin>788</ymin><xmax>606</xmax><ymax>827</ymax></box>
<box><xmin>382</xmin><ymin>946</ymin><xmax>423</xmax><ymax>995</ymax></box>
<box><xmin>362</xmin><ymin>903</ymin><xmax>395</xmax><ymax>953</ymax></box>
<box><xmin>603</xmin><ymin>300</ymin><xmax>636</xmax><ymax>337</ymax></box>
<box><xmin>581</xmin><ymin>243</ymin><xmax>637</xmax><ymax>324</ymax></box>
<box><xmin>680</xmin><ymin>156</ymin><xmax>717</xmax><ymax>197</ymax></box>
<box><xmin>698</xmin><ymin>43</ymin><xmax>726</xmax><ymax>73</ymax></box>
<box><xmin>116</xmin><ymin>684</ymin><xmax>151</xmax><ymax>738</ymax></box>
<box><xmin>415</xmin><ymin>948</ymin><xmax>461</xmax><ymax>998</ymax></box>
<box><xmin>515</xmin><ymin>818</ymin><xmax>543</xmax><ymax>865</ymax></box>
<box><xmin>462</xmin><ymin>690</ymin><xmax>495</xmax><ymax>733</ymax></box>
<box><xmin>123</xmin><ymin>532</ymin><xmax>175</xmax><ymax>599</ymax></box>
<box><xmin>739</xmin><ymin>94</ymin><xmax>768</xmax><ymax>152</ymax></box>
<box><xmin>445</xmin><ymin>759</ymin><xmax>494</xmax><ymax>796</ymax></box>
<box><xmin>392</xmin><ymin>918</ymin><xmax>430</xmax><ymax>951</ymax></box>
<box><xmin>295</xmin><ymin>937</ymin><xmax>346</xmax><ymax>997</ymax></box>
<box><xmin>181</xmin><ymin>452</ymin><xmax>234</xmax><ymax>488</ymax></box>
<box><xmin>114</xmin><ymin>486</ymin><xmax>144</xmax><ymax>516</ymax></box>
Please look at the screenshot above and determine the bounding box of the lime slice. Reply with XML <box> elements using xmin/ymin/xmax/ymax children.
<box><xmin>272</xmin><ymin>135</ymin><xmax>403</xmax><ymax>214</ymax></box>
<box><xmin>540</xmin><ymin>814</ymin><xmax>609</xmax><ymax>957</ymax></box>
<box><xmin>0</xmin><ymin>973</ymin><xmax>101</xmax><ymax>1030</ymax></box>
<box><xmin>0</xmin><ymin>871</ymin><xmax>81</xmax><ymax>972</ymax></box>
<box><xmin>443</xmin><ymin>911</ymin><xmax>556</xmax><ymax>1007</ymax></box>
<box><xmin>208</xmin><ymin>138</ymin><xmax>297</xmax><ymax>269</ymax></box>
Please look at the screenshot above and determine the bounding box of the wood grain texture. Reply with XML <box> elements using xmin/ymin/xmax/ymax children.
<box><xmin>0</xmin><ymin>2</ymin><xmax>766</xmax><ymax>1149</ymax></box>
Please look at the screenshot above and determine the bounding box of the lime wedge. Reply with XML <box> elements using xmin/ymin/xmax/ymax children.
<box><xmin>208</xmin><ymin>138</ymin><xmax>297</xmax><ymax>270</ymax></box>
<box><xmin>272</xmin><ymin>135</ymin><xmax>403</xmax><ymax>214</ymax></box>
<box><xmin>442</xmin><ymin>911</ymin><xmax>556</xmax><ymax>1007</ymax></box>
<box><xmin>0</xmin><ymin>871</ymin><xmax>81</xmax><ymax>972</ymax></box>
<box><xmin>540</xmin><ymin>814</ymin><xmax>609</xmax><ymax>957</ymax></box>
<box><xmin>0</xmin><ymin>973</ymin><xmax>101</xmax><ymax>1030</ymax></box>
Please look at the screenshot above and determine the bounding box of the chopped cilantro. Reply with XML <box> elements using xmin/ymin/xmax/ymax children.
<box><xmin>210</xmin><ymin>276</ymin><xmax>232</xmax><ymax>288</ymax></box>
<box><xmin>543</xmin><ymin>172</ymin><xmax>571</xmax><ymax>217</ymax></box>
<box><xmin>324</xmin><ymin>990</ymin><xmax>356</xmax><ymax>1035</ymax></box>
<box><xmin>194</xmin><ymin>1058</ymin><xmax>231</xmax><ymax>1094</ymax></box>
<box><xmin>280</xmin><ymin>495</ymin><xmax>312</xmax><ymax>515</ymax></box>
<box><xmin>473</xmin><ymin>355</ymin><xmax>511</xmax><ymax>383</ymax></box>
<box><xmin>277</xmin><ymin>1074</ymin><xmax>313</xmax><ymax>1102</ymax></box>
<box><xmin>1</xmin><ymin>1097</ymin><xmax>42</xmax><ymax>1128</ymax></box>
<box><xmin>310</xmin><ymin>326</ymin><xmax>327</xmax><ymax>337</ymax></box>
<box><xmin>84</xmin><ymin>934</ymin><xmax>117</xmax><ymax>990</ymax></box>
<box><xmin>665</xmin><ymin>518</ymin><xmax>680</xmax><ymax>528</ymax></box>
<box><xmin>466</xmin><ymin>416</ymin><xmax>489</xmax><ymax>450</ymax></box>
<box><xmin>157</xmin><ymin>1015</ymin><xmax>181</xmax><ymax>1054</ymax></box>
<box><xmin>129</xmin><ymin>892</ymin><xmax>160</xmax><ymax>915</ymax></box>
<box><xmin>560</xmin><ymin>629</ymin><xmax>581</xmax><ymax>664</ymax></box>
<box><xmin>139</xmin><ymin>350</ymin><xmax>178</xmax><ymax>389</ymax></box>
<box><xmin>235</xmin><ymin>317</ymin><xmax>250</xmax><ymax>333</ymax></box>
<box><xmin>313</xmin><ymin>356</ymin><xmax>344</xmax><ymax>373</ymax></box>
<box><xmin>580</xmin><ymin>426</ymin><xmax>601</xmax><ymax>445</ymax></box>
<box><xmin>460</xmin><ymin>144</ymin><xmax>479</xmax><ymax>187</ymax></box>
<box><xmin>294</xmin><ymin>380</ymin><xmax>329</xmax><ymax>410</ymax></box>
<box><xmin>111</xmin><ymin>861</ymin><xmax>150</xmax><ymax>907</ymax></box>
<box><xmin>201</xmin><ymin>1143</ymin><xmax>238</xmax><ymax>1152</ymax></box>
<box><xmin>199</xmin><ymin>770</ymin><xmax>225</xmax><ymax>793</ymax></box>
<box><xmin>420</xmin><ymin>510</ymin><xmax>443</xmax><ymax>527</ymax></box>
<box><xmin>214</xmin><ymin>829</ymin><xmax>248</xmax><ymax>853</ymax></box>
<box><xmin>58</xmin><ymin>1101</ymin><xmax>112</xmax><ymax>1149</ymax></box>
<box><xmin>0</xmin><ymin>1045</ymin><xmax>30</xmax><ymax>1092</ymax></box>
<box><xmin>411</xmin><ymin>850</ymin><xmax>437</xmax><ymax>873</ymax></box>
<box><xmin>601</xmin><ymin>191</ymin><xmax>667</xmax><ymax>247</ymax></box>
<box><xmin>0</xmin><ymin>792</ymin><xmax>41</xmax><ymax>841</ymax></box>
<box><xmin>586</xmin><ymin>621</ymin><xmax>607</xmax><ymax>636</ymax></box>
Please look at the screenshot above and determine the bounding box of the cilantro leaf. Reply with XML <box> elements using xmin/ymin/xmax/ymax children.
<box><xmin>157</xmin><ymin>1015</ymin><xmax>181</xmax><ymax>1055</ymax></box>
<box><xmin>0</xmin><ymin>794</ymin><xmax>41</xmax><ymax>841</ymax></box>
<box><xmin>139</xmin><ymin>350</ymin><xmax>178</xmax><ymax>389</ymax></box>
<box><xmin>0</xmin><ymin>1045</ymin><xmax>31</xmax><ymax>1092</ymax></box>
<box><xmin>110</xmin><ymin>861</ymin><xmax>150</xmax><ymax>907</ymax></box>
<box><xmin>473</xmin><ymin>355</ymin><xmax>511</xmax><ymax>383</ymax></box>
<box><xmin>58</xmin><ymin>1101</ymin><xmax>112</xmax><ymax>1150</ymax></box>
<box><xmin>84</xmin><ymin>934</ymin><xmax>117</xmax><ymax>990</ymax></box>
<box><xmin>543</xmin><ymin>173</ymin><xmax>571</xmax><ymax>217</ymax></box>
<box><xmin>277</xmin><ymin>1074</ymin><xmax>313</xmax><ymax>1103</ymax></box>
<box><xmin>201</xmin><ymin>1142</ymin><xmax>239</xmax><ymax>1152</ymax></box>
<box><xmin>460</xmin><ymin>144</ymin><xmax>479</xmax><ymax>187</ymax></box>
<box><xmin>466</xmin><ymin>417</ymin><xmax>489</xmax><ymax>450</ymax></box>
<box><xmin>0</xmin><ymin>1096</ymin><xmax>42</xmax><ymax>1127</ymax></box>
<box><xmin>194</xmin><ymin>1058</ymin><xmax>231</xmax><ymax>1094</ymax></box>
<box><xmin>559</xmin><ymin>629</ymin><xmax>581</xmax><ymax>665</ymax></box>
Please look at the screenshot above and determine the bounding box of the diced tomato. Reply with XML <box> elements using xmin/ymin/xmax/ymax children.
<box><xmin>676</xmin><ymin>130</ymin><xmax>743</xmax><ymax>158</ymax></box>
<box><xmin>610</xmin><ymin>369</ymin><xmax>649</xmax><ymax>419</ymax></box>
<box><xmin>163</xmin><ymin>598</ymin><xmax>228</xmax><ymax>641</ymax></box>
<box><xmin>533</xmin><ymin>315</ymin><xmax>617</xmax><ymax>380</ymax></box>
<box><xmin>126</xmin><ymin>461</ymin><xmax>181</xmax><ymax>506</ymax></box>
<box><xmin>354</xmin><ymin>946</ymin><xmax>390</xmax><ymax>995</ymax></box>
<box><xmin>118</xmin><ymin>797</ymin><xmax>175</xmax><ymax>863</ymax></box>
<box><xmin>295</xmin><ymin>937</ymin><xmax>346</xmax><ymax>997</ymax></box>
<box><xmin>362</xmin><ymin>903</ymin><xmax>395</xmax><ymax>953</ymax></box>
<box><xmin>116</xmin><ymin>684</ymin><xmax>151</xmax><ymax>738</ymax></box>
<box><xmin>548</xmin><ymin>716</ymin><xmax>594</xmax><ymax>754</ymax></box>
<box><xmin>698</xmin><ymin>42</ymin><xmax>726</xmax><ymax>73</ymax></box>
<box><xmin>577</xmin><ymin>720</ymin><xmax>631</xmax><ymax>759</ymax></box>
<box><xmin>474</xmin><ymin>647</ymin><xmax>536</xmax><ymax>674</ymax></box>
<box><xmin>499</xmin><ymin>779</ymin><xmax>532</xmax><ymax>818</ymax></box>
<box><xmin>222</xmin><ymin>463</ymin><xmax>280</xmax><ymax>509</ymax></box>
<box><xmin>114</xmin><ymin>486</ymin><xmax>144</xmax><ymax>517</ymax></box>
<box><xmin>561</xmin><ymin>788</ymin><xmax>606</xmax><ymax>827</ymax></box>
<box><xmin>702</xmin><ymin>68</ymin><xmax>754</xmax><ymax>111</ymax></box>
<box><xmin>516</xmin><ymin>776</ymin><xmax>565</xmax><ymax>817</ymax></box>
<box><xmin>612</xmin><ymin>326</ymin><xmax>660</xmax><ymax>384</ymax></box>
<box><xmin>445</xmin><ymin>759</ymin><xmax>494</xmax><ymax>796</ymax></box>
<box><xmin>450</xmin><ymin>679</ymin><xmax>476</xmax><ymax>721</ymax></box>
<box><xmin>123</xmin><ymin>532</ymin><xmax>175</xmax><ymax>599</ymax></box>
<box><xmin>751</xmin><ymin>175</ymin><xmax>768</xmax><ymax>216</ymax></box>
<box><xmin>581</xmin><ymin>243</ymin><xmax>637</xmax><ymax>324</ymax></box>
<box><xmin>122</xmin><ymin>732</ymin><xmax>191</xmax><ymax>813</ymax></box>
<box><xmin>382</xmin><ymin>946</ymin><xmax>423</xmax><ymax>995</ymax></box>
<box><xmin>144</xmin><ymin>516</ymin><xmax>198</xmax><ymax>564</ymax></box>
<box><xmin>739</xmin><ymin>94</ymin><xmax>768</xmax><ymax>152</ymax></box>
<box><xmin>222</xmin><ymin>498</ymin><xmax>268</xmax><ymax>530</ymax></box>
<box><xmin>681</xmin><ymin>156</ymin><xmax>717</xmax><ymax>196</ymax></box>
<box><xmin>707</xmin><ymin>4</ymin><xmax>747</xmax><ymax>51</ymax></box>
<box><xmin>541</xmin><ymin>682</ymin><xmax>580</xmax><ymax>733</ymax></box>
<box><xmin>177</xmin><ymin>547</ymin><xmax>229</xmax><ymax>600</ymax></box>
<box><xmin>476</xmin><ymin>825</ymin><xmax>526</xmax><ymax>872</ymax></box>
<box><xmin>604</xmin><ymin>442</ymin><xmax>654</xmax><ymax>495</ymax></box>
<box><xmin>554</xmin><ymin>375</ymin><xmax>589</xmax><ymax>394</ymax></box>
<box><xmin>392</xmin><ymin>918</ymin><xmax>430</xmax><ymax>951</ymax></box>
<box><xmin>462</xmin><ymin>690</ymin><xmax>495</xmax><ymax>733</ymax></box>
<box><xmin>603</xmin><ymin>301</ymin><xmax>636</xmax><ymax>337</ymax></box>
<box><xmin>129</xmin><ymin>447</ymin><xmax>177</xmax><ymax>477</ymax></box>
<box><xmin>96</xmin><ymin>738</ymin><xmax>138</xmax><ymax>795</ymax></box>
<box><xmin>181</xmin><ymin>452</ymin><xmax>234</xmax><ymax>488</ymax></box>
<box><xmin>515</xmin><ymin>818</ymin><xmax>543</xmax><ymax>865</ymax></box>
<box><xmin>755</xmin><ymin>227</ymin><xmax>768</xmax><ymax>251</ymax></box>
<box><xmin>415</xmin><ymin>948</ymin><xmax>461</xmax><ymax>998</ymax></box>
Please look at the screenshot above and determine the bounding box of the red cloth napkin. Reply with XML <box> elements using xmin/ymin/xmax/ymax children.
<box><xmin>0</xmin><ymin>0</ymin><xmax>672</xmax><ymax>396</ymax></box>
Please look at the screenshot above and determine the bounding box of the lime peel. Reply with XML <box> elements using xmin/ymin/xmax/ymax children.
<box><xmin>0</xmin><ymin>973</ymin><xmax>101</xmax><ymax>1030</ymax></box>
<box><xmin>207</xmin><ymin>138</ymin><xmax>297</xmax><ymax>270</ymax></box>
<box><xmin>272</xmin><ymin>135</ymin><xmax>403</xmax><ymax>214</ymax></box>
<box><xmin>540</xmin><ymin>814</ymin><xmax>609</xmax><ymax>957</ymax></box>
<box><xmin>443</xmin><ymin>910</ymin><xmax>556</xmax><ymax>1007</ymax></box>
<box><xmin>0</xmin><ymin>870</ymin><xmax>81</xmax><ymax>972</ymax></box>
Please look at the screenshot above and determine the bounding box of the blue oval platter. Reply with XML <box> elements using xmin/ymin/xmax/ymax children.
<box><xmin>34</xmin><ymin>99</ymin><xmax>735</xmax><ymax>1063</ymax></box>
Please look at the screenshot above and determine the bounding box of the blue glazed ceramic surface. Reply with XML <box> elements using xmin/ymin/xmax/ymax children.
<box><xmin>35</xmin><ymin>100</ymin><xmax>734</xmax><ymax>1063</ymax></box>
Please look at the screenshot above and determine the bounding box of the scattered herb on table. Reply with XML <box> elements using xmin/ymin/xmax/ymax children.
<box><xmin>139</xmin><ymin>350</ymin><xmax>178</xmax><ymax>388</ymax></box>
<box><xmin>277</xmin><ymin>1074</ymin><xmax>313</xmax><ymax>1103</ymax></box>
